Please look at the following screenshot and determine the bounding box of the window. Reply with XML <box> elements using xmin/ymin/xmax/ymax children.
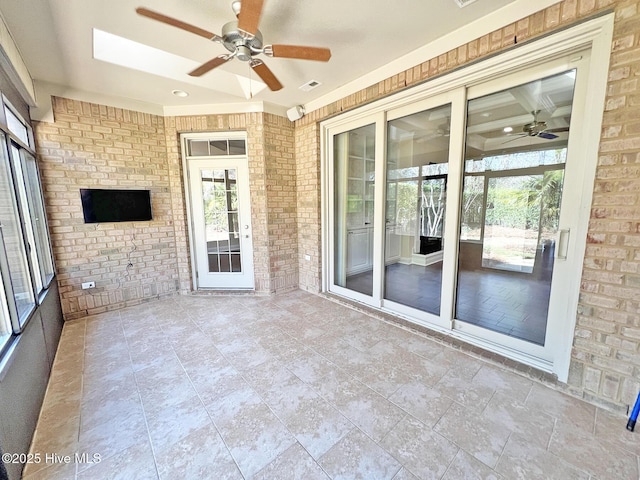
<box><xmin>0</xmin><ymin>96</ymin><xmax>55</xmax><ymax>358</ymax></box>
<box><xmin>4</xmin><ymin>103</ymin><xmax>30</xmax><ymax>146</ymax></box>
<box><xmin>0</xmin><ymin>135</ymin><xmax>35</xmax><ymax>325</ymax></box>
<box><xmin>14</xmin><ymin>148</ymin><xmax>55</xmax><ymax>288</ymax></box>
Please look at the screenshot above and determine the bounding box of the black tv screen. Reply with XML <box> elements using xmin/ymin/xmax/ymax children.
<box><xmin>80</xmin><ymin>188</ymin><xmax>152</xmax><ymax>223</ymax></box>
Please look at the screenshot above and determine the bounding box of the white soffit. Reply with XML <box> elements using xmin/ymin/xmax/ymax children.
<box><xmin>92</xmin><ymin>29</ymin><xmax>267</xmax><ymax>100</ymax></box>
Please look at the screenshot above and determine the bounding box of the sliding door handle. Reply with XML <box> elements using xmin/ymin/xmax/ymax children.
<box><xmin>557</xmin><ymin>228</ymin><xmax>570</xmax><ymax>260</ymax></box>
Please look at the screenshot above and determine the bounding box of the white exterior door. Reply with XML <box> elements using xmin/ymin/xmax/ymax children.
<box><xmin>183</xmin><ymin>133</ymin><xmax>254</xmax><ymax>290</ymax></box>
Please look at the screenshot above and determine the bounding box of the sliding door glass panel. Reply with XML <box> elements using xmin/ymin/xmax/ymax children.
<box><xmin>384</xmin><ymin>104</ymin><xmax>451</xmax><ymax>314</ymax></box>
<box><xmin>334</xmin><ymin>124</ymin><xmax>375</xmax><ymax>296</ymax></box>
<box><xmin>456</xmin><ymin>70</ymin><xmax>575</xmax><ymax>345</ymax></box>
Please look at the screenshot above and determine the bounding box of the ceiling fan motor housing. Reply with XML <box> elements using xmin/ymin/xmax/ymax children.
<box><xmin>222</xmin><ymin>21</ymin><xmax>263</xmax><ymax>61</ymax></box>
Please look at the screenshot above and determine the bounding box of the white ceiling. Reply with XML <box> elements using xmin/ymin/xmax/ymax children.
<box><xmin>0</xmin><ymin>0</ymin><xmax>561</xmax><ymax>116</ymax></box>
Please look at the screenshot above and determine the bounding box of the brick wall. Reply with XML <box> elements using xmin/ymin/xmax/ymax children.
<box><xmin>264</xmin><ymin>113</ymin><xmax>298</xmax><ymax>292</ymax></box>
<box><xmin>162</xmin><ymin>112</ymin><xmax>298</xmax><ymax>294</ymax></box>
<box><xmin>293</xmin><ymin>0</ymin><xmax>640</xmax><ymax>410</ymax></box>
<box><xmin>296</xmin><ymin>123</ymin><xmax>322</xmax><ymax>293</ymax></box>
<box><xmin>34</xmin><ymin>97</ymin><xmax>179</xmax><ymax>320</ymax></box>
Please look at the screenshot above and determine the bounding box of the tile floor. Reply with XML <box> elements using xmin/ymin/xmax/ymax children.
<box><xmin>23</xmin><ymin>290</ymin><xmax>639</xmax><ymax>480</ymax></box>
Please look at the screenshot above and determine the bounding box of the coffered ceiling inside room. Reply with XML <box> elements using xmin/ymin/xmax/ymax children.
<box><xmin>0</xmin><ymin>0</ymin><xmax>561</xmax><ymax>115</ymax></box>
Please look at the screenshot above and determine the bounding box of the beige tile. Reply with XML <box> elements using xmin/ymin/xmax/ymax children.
<box><xmin>145</xmin><ymin>395</ymin><xmax>212</xmax><ymax>453</ymax></box>
<box><xmin>471</xmin><ymin>365</ymin><xmax>533</xmax><ymax>404</ymax></box>
<box><xmin>389</xmin><ymin>380</ymin><xmax>453</xmax><ymax>427</ymax></box>
<box><xmin>80</xmin><ymin>390</ymin><xmax>144</xmax><ymax>435</ymax></box>
<box><xmin>594</xmin><ymin>408</ymin><xmax>640</xmax><ymax>456</ymax></box>
<box><xmin>134</xmin><ymin>356</ymin><xmax>198</xmax><ymax>414</ymax></box>
<box><xmin>548</xmin><ymin>421</ymin><xmax>639</xmax><ymax>479</ymax></box>
<box><xmin>280</xmin><ymin>394</ymin><xmax>354</xmax><ymax>459</ymax></box>
<box><xmin>319</xmin><ymin>428</ymin><xmax>402</xmax><ymax>480</ymax></box>
<box><xmin>254</xmin><ymin>442</ymin><xmax>330</xmax><ymax>480</ymax></box>
<box><xmin>380</xmin><ymin>416</ymin><xmax>458</xmax><ymax>480</ymax></box>
<box><xmin>77</xmin><ymin>440</ymin><xmax>157</xmax><ymax>480</ymax></box>
<box><xmin>314</xmin><ymin>369</ymin><xmax>407</xmax><ymax>442</ymax></box>
<box><xmin>434</xmin><ymin>370</ymin><xmax>496</xmax><ymax>411</ymax></box>
<box><xmin>443</xmin><ymin>450</ymin><xmax>503</xmax><ymax>480</ymax></box>
<box><xmin>217</xmin><ymin>402</ymin><xmax>296</xmax><ymax>478</ymax></box>
<box><xmin>77</xmin><ymin>407</ymin><xmax>148</xmax><ymax>461</ymax></box>
<box><xmin>434</xmin><ymin>402</ymin><xmax>511</xmax><ymax>468</ymax></box>
<box><xmin>155</xmin><ymin>424</ymin><xmax>241</xmax><ymax>480</ymax></box>
<box><xmin>481</xmin><ymin>392</ymin><xmax>555</xmax><ymax>449</ymax></box>
<box><xmin>496</xmin><ymin>433</ymin><xmax>589</xmax><ymax>480</ymax></box>
<box><xmin>525</xmin><ymin>383</ymin><xmax>596</xmax><ymax>432</ymax></box>
<box><xmin>22</xmin><ymin>459</ymin><xmax>77</xmax><ymax>480</ymax></box>
<box><xmin>287</xmin><ymin>349</ymin><xmax>340</xmax><ymax>384</ymax></box>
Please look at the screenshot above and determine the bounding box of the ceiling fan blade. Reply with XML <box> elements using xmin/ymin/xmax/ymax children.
<box><xmin>237</xmin><ymin>0</ymin><xmax>264</xmax><ymax>36</ymax></box>
<box><xmin>537</xmin><ymin>131</ymin><xmax>559</xmax><ymax>140</ymax></box>
<box><xmin>268</xmin><ymin>45</ymin><xmax>332</xmax><ymax>62</ymax></box>
<box><xmin>136</xmin><ymin>7</ymin><xmax>221</xmax><ymax>41</ymax></box>
<box><xmin>250</xmin><ymin>60</ymin><xmax>282</xmax><ymax>91</ymax></box>
<box><xmin>189</xmin><ymin>56</ymin><xmax>230</xmax><ymax>77</ymax></box>
<box><xmin>545</xmin><ymin>127</ymin><xmax>570</xmax><ymax>133</ymax></box>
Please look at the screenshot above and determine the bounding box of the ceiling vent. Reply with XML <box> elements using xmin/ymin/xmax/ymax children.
<box><xmin>299</xmin><ymin>80</ymin><xmax>322</xmax><ymax>92</ymax></box>
<box><xmin>453</xmin><ymin>0</ymin><xmax>479</xmax><ymax>7</ymax></box>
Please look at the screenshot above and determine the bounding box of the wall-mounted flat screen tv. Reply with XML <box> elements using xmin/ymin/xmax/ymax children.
<box><xmin>80</xmin><ymin>188</ymin><xmax>152</xmax><ymax>223</ymax></box>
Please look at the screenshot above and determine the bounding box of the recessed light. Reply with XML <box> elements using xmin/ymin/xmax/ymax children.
<box><xmin>172</xmin><ymin>89</ymin><xmax>189</xmax><ymax>97</ymax></box>
<box><xmin>503</xmin><ymin>126</ymin><xmax>513</xmax><ymax>133</ymax></box>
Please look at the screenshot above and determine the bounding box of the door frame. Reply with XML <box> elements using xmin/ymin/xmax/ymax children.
<box><xmin>181</xmin><ymin>131</ymin><xmax>255</xmax><ymax>290</ymax></box>
<box><xmin>320</xmin><ymin>14</ymin><xmax>614</xmax><ymax>381</ymax></box>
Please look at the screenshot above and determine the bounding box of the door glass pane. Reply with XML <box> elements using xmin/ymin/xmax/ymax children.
<box><xmin>384</xmin><ymin>104</ymin><xmax>451</xmax><ymax>315</ymax></box>
<box><xmin>0</xmin><ymin>138</ymin><xmax>35</xmax><ymax>323</ymax></box>
<box><xmin>456</xmin><ymin>70</ymin><xmax>576</xmax><ymax>345</ymax></box>
<box><xmin>334</xmin><ymin>124</ymin><xmax>375</xmax><ymax>296</ymax></box>
<box><xmin>202</xmin><ymin>168</ymin><xmax>242</xmax><ymax>274</ymax></box>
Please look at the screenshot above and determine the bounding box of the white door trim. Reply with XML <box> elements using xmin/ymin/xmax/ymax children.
<box><xmin>181</xmin><ymin>131</ymin><xmax>255</xmax><ymax>290</ymax></box>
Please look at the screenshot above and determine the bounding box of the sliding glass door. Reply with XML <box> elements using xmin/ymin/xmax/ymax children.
<box><xmin>325</xmin><ymin>48</ymin><xmax>596</xmax><ymax>372</ymax></box>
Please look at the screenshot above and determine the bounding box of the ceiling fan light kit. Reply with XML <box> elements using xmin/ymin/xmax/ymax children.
<box><xmin>136</xmin><ymin>0</ymin><xmax>331</xmax><ymax>92</ymax></box>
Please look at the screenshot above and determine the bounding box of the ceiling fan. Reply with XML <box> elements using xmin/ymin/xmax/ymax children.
<box><xmin>503</xmin><ymin>110</ymin><xmax>569</xmax><ymax>143</ymax></box>
<box><xmin>136</xmin><ymin>0</ymin><xmax>332</xmax><ymax>92</ymax></box>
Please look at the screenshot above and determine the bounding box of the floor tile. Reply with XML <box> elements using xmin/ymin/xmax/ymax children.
<box><xmin>154</xmin><ymin>424</ymin><xmax>242</xmax><ymax>480</ymax></box>
<box><xmin>76</xmin><ymin>440</ymin><xmax>157</xmax><ymax>480</ymax></box>
<box><xmin>434</xmin><ymin>402</ymin><xmax>511</xmax><ymax>468</ymax></box>
<box><xmin>388</xmin><ymin>380</ymin><xmax>453</xmax><ymax>427</ymax></box>
<box><xmin>481</xmin><ymin>392</ymin><xmax>555</xmax><ymax>449</ymax></box>
<box><xmin>496</xmin><ymin>433</ymin><xmax>589</xmax><ymax>480</ymax></box>
<box><xmin>253</xmin><ymin>442</ymin><xmax>330</xmax><ymax>480</ymax></box>
<box><xmin>319</xmin><ymin>429</ymin><xmax>402</xmax><ymax>480</ymax></box>
<box><xmin>216</xmin><ymin>401</ymin><xmax>296</xmax><ymax>478</ymax></box>
<box><xmin>27</xmin><ymin>290</ymin><xmax>637</xmax><ymax>480</ymax></box>
<box><xmin>548</xmin><ymin>421</ymin><xmax>639</xmax><ymax>479</ymax></box>
<box><xmin>380</xmin><ymin>416</ymin><xmax>458</xmax><ymax>480</ymax></box>
<box><xmin>145</xmin><ymin>395</ymin><xmax>212</xmax><ymax>454</ymax></box>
